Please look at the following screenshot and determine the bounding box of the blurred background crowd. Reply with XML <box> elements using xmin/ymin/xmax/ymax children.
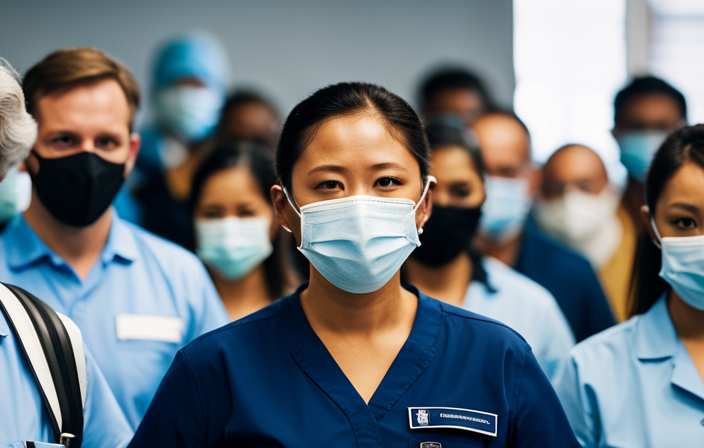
<box><xmin>2</xmin><ymin>0</ymin><xmax>704</xmax><ymax>446</ymax></box>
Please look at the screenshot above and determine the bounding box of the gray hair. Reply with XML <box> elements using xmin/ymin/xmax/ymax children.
<box><xmin>0</xmin><ymin>57</ymin><xmax>37</xmax><ymax>178</ymax></box>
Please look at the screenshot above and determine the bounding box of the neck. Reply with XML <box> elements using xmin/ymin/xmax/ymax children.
<box><xmin>23</xmin><ymin>191</ymin><xmax>112</xmax><ymax>280</ymax></box>
<box><xmin>300</xmin><ymin>268</ymin><xmax>417</xmax><ymax>336</ymax></box>
<box><xmin>211</xmin><ymin>264</ymin><xmax>272</xmax><ymax>321</ymax></box>
<box><xmin>623</xmin><ymin>179</ymin><xmax>645</xmax><ymax>234</ymax></box>
<box><xmin>404</xmin><ymin>253</ymin><xmax>472</xmax><ymax>307</ymax></box>
<box><xmin>668</xmin><ymin>290</ymin><xmax>704</xmax><ymax>341</ymax></box>
<box><xmin>475</xmin><ymin>232</ymin><xmax>523</xmax><ymax>267</ymax></box>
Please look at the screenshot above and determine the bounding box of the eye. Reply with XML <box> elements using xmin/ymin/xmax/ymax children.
<box><xmin>96</xmin><ymin>137</ymin><xmax>118</xmax><ymax>149</ymax></box>
<box><xmin>201</xmin><ymin>210</ymin><xmax>222</xmax><ymax>219</ymax></box>
<box><xmin>674</xmin><ymin>218</ymin><xmax>697</xmax><ymax>229</ymax></box>
<box><xmin>450</xmin><ymin>184</ymin><xmax>471</xmax><ymax>198</ymax></box>
<box><xmin>315</xmin><ymin>180</ymin><xmax>343</xmax><ymax>190</ymax></box>
<box><xmin>51</xmin><ymin>136</ymin><xmax>74</xmax><ymax>148</ymax></box>
<box><xmin>375</xmin><ymin>177</ymin><xmax>401</xmax><ymax>188</ymax></box>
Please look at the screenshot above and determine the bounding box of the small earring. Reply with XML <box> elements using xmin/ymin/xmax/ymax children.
<box><xmin>418</xmin><ymin>227</ymin><xmax>424</xmax><ymax>235</ymax></box>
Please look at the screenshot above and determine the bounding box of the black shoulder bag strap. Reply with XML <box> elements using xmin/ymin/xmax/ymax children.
<box><xmin>0</xmin><ymin>283</ymin><xmax>84</xmax><ymax>448</ymax></box>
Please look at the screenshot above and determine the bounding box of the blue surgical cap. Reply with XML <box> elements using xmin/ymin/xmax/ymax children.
<box><xmin>153</xmin><ymin>32</ymin><xmax>228</xmax><ymax>92</ymax></box>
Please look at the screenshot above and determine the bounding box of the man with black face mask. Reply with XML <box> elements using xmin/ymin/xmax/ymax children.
<box><xmin>0</xmin><ymin>48</ymin><xmax>228</xmax><ymax>430</ymax></box>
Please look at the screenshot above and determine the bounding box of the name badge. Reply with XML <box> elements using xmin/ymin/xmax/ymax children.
<box><xmin>116</xmin><ymin>314</ymin><xmax>183</xmax><ymax>343</ymax></box>
<box><xmin>408</xmin><ymin>407</ymin><xmax>498</xmax><ymax>437</ymax></box>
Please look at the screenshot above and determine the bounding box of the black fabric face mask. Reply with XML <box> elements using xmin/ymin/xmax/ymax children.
<box><xmin>412</xmin><ymin>205</ymin><xmax>482</xmax><ymax>267</ymax></box>
<box><xmin>29</xmin><ymin>151</ymin><xmax>126</xmax><ymax>227</ymax></box>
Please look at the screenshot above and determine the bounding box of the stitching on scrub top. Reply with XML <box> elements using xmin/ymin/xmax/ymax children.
<box><xmin>508</xmin><ymin>344</ymin><xmax>529</xmax><ymax>446</ymax></box>
<box><xmin>181</xmin><ymin>350</ymin><xmax>210</xmax><ymax>444</ymax></box>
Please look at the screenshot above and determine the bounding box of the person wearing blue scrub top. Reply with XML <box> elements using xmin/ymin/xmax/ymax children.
<box><xmin>1</xmin><ymin>48</ymin><xmax>229</xmax><ymax>430</ymax></box>
<box><xmin>555</xmin><ymin>125</ymin><xmax>704</xmax><ymax>447</ymax></box>
<box><xmin>405</xmin><ymin>116</ymin><xmax>574</xmax><ymax>382</ymax></box>
<box><xmin>130</xmin><ymin>83</ymin><xmax>579</xmax><ymax>447</ymax></box>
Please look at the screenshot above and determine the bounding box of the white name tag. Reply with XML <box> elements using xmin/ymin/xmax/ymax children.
<box><xmin>116</xmin><ymin>314</ymin><xmax>184</xmax><ymax>343</ymax></box>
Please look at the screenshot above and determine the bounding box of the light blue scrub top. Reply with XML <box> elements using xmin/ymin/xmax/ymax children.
<box><xmin>555</xmin><ymin>294</ymin><xmax>704</xmax><ymax>447</ymax></box>
<box><xmin>465</xmin><ymin>256</ymin><xmax>575</xmax><ymax>381</ymax></box>
<box><xmin>0</xmin><ymin>313</ymin><xmax>133</xmax><ymax>448</ymax></box>
<box><xmin>0</xmin><ymin>211</ymin><xmax>229</xmax><ymax>429</ymax></box>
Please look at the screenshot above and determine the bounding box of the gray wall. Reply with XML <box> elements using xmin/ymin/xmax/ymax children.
<box><xmin>0</xmin><ymin>0</ymin><xmax>514</xmax><ymax>124</ymax></box>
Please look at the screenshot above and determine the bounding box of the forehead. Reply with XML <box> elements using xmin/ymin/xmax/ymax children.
<box><xmin>472</xmin><ymin>115</ymin><xmax>530</xmax><ymax>162</ymax></box>
<box><xmin>201</xmin><ymin>166</ymin><xmax>266</xmax><ymax>200</ymax></box>
<box><xmin>618</xmin><ymin>93</ymin><xmax>683</xmax><ymax>122</ymax></box>
<box><xmin>431</xmin><ymin>146</ymin><xmax>478</xmax><ymax>178</ymax></box>
<box><xmin>543</xmin><ymin>146</ymin><xmax>607</xmax><ymax>182</ymax></box>
<box><xmin>35</xmin><ymin>78</ymin><xmax>131</xmax><ymax>130</ymax></box>
<box><xmin>658</xmin><ymin>162</ymin><xmax>704</xmax><ymax>207</ymax></box>
<box><xmin>295</xmin><ymin>113</ymin><xmax>419</xmax><ymax>172</ymax></box>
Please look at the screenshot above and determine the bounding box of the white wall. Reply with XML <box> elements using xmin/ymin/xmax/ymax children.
<box><xmin>0</xmin><ymin>0</ymin><xmax>514</xmax><ymax>125</ymax></box>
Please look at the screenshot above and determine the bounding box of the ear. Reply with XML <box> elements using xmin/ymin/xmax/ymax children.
<box><xmin>124</xmin><ymin>132</ymin><xmax>142</xmax><ymax>178</ymax></box>
<box><xmin>527</xmin><ymin>166</ymin><xmax>542</xmax><ymax>198</ymax></box>
<box><xmin>641</xmin><ymin>205</ymin><xmax>660</xmax><ymax>247</ymax></box>
<box><xmin>270</xmin><ymin>184</ymin><xmax>300</xmax><ymax>244</ymax></box>
<box><xmin>415</xmin><ymin>184</ymin><xmax>433</xmax><ymax>231</ymax></box>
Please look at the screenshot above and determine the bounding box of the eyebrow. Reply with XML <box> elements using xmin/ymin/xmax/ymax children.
<box><xmin>668</xmin><ymin>202</ymin><xmax>700</xmax><ymax>214</ymax></box>
<box><xmin>307</xmin><ymin>165</ymin><xmax>346</xmax><ymax>175</ymax></box>
<box><xmin>307</xmin><ymin>162</ymin><xmax>409</xmax><ymax>176</ymax></box>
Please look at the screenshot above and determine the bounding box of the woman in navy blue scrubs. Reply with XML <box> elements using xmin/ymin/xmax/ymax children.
<box><xmin>129</xmin><ymin>83</ymin><xmax>579</xmax><ymax>448</ymax></box>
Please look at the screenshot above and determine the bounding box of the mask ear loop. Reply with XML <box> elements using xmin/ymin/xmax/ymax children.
<box><xmin>280</xmin><ymin>185</ymin><xmax>301</xmax><ymax>233</ymax></box>
<box><xmin>644</xmin><ymin>205</ymin><xmax>663</xmax><ymax>249</ymax></box>
<box><xmin>414</xmin><ymin>175</ymin><xmax>437</xmax><ymax>235</ymax></box>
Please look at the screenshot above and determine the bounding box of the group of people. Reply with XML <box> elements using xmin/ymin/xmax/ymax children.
<box><xmin>0</xmin><ymin>32</ymin><xmax>702</xmax><ymax>448</ymax></box>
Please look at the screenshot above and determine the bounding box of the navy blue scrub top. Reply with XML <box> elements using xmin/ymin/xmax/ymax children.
<box><xmin>129</xmin><ymin>285</ymin><xmax>579</xmax><ymax>448</ymax></box>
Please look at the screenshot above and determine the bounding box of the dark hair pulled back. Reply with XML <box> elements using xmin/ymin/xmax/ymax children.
<box><xmin>424</xmin><ymin>114</ymin><xmax>485</xmax><ymax>178</ymax></box>
<box><xmin>275</xmin><ymin>82</ymin><xmax>430</xmax><ymax>195</ymax></box>
<box><xmin>191</xmin><ymin>139</ymin><xmax>295</xmax><ymax>299</ymax></box>
<box><xmin>629</xmin><ymin>124</ymin><xmax>704</xmax><ymax>316</ymax></box>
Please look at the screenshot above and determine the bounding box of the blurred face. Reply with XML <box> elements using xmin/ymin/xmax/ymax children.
<box><xmin>195</xmin><ymin>166</ymin><xmax>277</xmax><ymax>241</ymax></box>
<box><xmin>472</xmin><ymin>114</ymin><xmax>538</xmax><ymax>194</ymax></box>
<box><xmin>218</xmin><ymin>102</ymin><xmax>279</xmax><ymax>143</ymax></box>
<box><xmin>26</xmin><ymin>78</ymin><xmax>139</xmax><ymax>175</ymax></box>
<box><xmin>647</xmin><ymin>163</ymin><xmax>704</xmax><ymax>239</ymax></box>
<box><xmin>273</xmin><ymin>113</ymin><xmax>430</xmax><ymax>243</ymax></box>
<box><xmin>430</xmin><ymin>146</ymin><xmax>485</xmax><ymax>208</ymax></box>
<box><xmin>614</xmin><ymin>93</ymin><xmax>684</xmax><ymax>134</ymax></box>
<box><xmin>425</xmin><ymin>88</ymin><xmax>484</xmax><ymax>128</ymax></box>
<box><xmin>541</xmin><ymin>145</ymin><xmax>609</xmax><ymax>200</ymax></box>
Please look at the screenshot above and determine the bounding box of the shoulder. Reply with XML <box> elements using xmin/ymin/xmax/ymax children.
<box><xmin>123</xmin><ymin>220</ymin><xmax>206</xmax><ymax>273</ymax></box>
<box><xmin>568</xmin><ymin>316</ymin><xmax>639</xmax><ymax>370</ymax></box>
<box><xmin>483</xmin><ymin>257</ymin><xmax>556</xmax><ymax>303</ymax></box>
<box><xmin>435</xmin><ymin>297</ymin><xmax>530</xmax><ymax>347</ymax></box>
<box><xmin>181</xmin><ymin>300</ymin><xmax>281</xmax><ymax>358</ymax></box>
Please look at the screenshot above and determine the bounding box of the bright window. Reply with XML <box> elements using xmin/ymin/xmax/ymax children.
<box><xmin>513</xmin><ymin>0</ymin><xmax>628</xmax><ymax>183</ymax></box>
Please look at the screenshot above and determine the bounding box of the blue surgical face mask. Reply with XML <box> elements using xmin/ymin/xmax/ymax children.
<box><xmin>195</xmin><ymin>217</ymin><xmax>273</xmax><ymax>281</ymax></box>
<box><xmin>616</xmin><ymin>131</ymin><xmax>669</xmax><ymax>182</ymax></box>
<box><xmin>155</xmin><ymin>85</ymin><xmax>224</xmax><ymax>142</ymax></box>
<box><xmin>0</xmin><ymin>167</ymin><xmax>32</xmax><ymax>224</ymax></box>
<box><xmin>284</xmin><ymin>177</ymin><xmax>434</xmax><ymax>294</ymax></box>
<box><xmin>651</xmin><ymin>217</ymin><xmax>704</xmax><ymax>310</ymax></box>
<box><xmin>479</xmin><ymin>175</ymin><xmax>532</xmax><ymax>244</ymax></box>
